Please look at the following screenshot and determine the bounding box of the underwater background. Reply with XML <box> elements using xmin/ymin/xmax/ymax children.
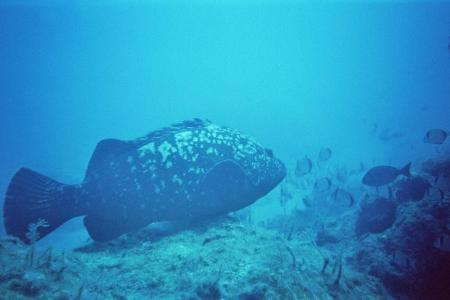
<box><xmin>1</xmin><ymin>1</ymin><xmax>450</xmax><ymax>299</ymax></box>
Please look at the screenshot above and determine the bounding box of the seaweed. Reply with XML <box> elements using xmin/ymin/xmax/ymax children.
<box><xmin>284</xmin><ymin>243</ymin><xmax>297</xmax><ymax>269</ymax></box>
<box><xmin>25</xmin><ymin>218</ymin><xmax>49</xmax><ymax>268</ymax></box>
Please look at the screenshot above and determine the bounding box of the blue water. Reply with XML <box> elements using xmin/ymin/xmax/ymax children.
<box><xmin>1</xmin><ymin>1</ymin><xmax>449</xmax><ymax>244</ymax></box>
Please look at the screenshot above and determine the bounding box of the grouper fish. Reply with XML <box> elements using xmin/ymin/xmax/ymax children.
<box><xmin>4</xmin><ymin>119</ymin><xmax>286</xmax><ymax>243</ymax></box>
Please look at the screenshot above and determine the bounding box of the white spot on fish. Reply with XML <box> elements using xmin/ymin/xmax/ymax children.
<box><xmin>175</xmin><ymin>130</ymin><xmax>193</xmax><ymax>142</ymax></box>
<box><xmin>158</xmin><ymin>141</ymin><xmax>173</xmax><ymax>163</ymax></box>
<box><xmin>134</xmin><ymin>179</ymin><xmax>141</xmax><ymax>190</ymax></box>
<box><xmin>138</xmin><ymin>142</ymin><xmax>156</xmax><ymax>158</ymax></box>
<box><xmin>172</xmin><ymin>174</ymin><xmax>183</xmax><ymax>185</ymax></box>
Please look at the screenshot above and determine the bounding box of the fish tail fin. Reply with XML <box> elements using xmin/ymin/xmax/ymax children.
<box><xmin>3</xmin><ymin>168</ymin><xmax>83</xmax><ymax>244</ymax></box>
<box><xmin>399</xmin><ymin>162</ymin><xmax>411</xmax><ymax>177</ymax></box>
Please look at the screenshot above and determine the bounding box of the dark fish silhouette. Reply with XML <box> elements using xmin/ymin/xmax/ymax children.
<box><xmin>423</xmin><ymin>129</ymin><xmax>448</xmax><ymax>144</ymax></box>
<box><xmin>4</xmin><ymin>119</ymin><xmax>286</xmax><ymax>243</ymax></box>
<box><xmin>318</xmin><ymin>147</ymin><xmax>332</xmax><ymax>161</ymax></box>
<box><xmin>295</xmin><ymin>156</ymin><xmax>312</xmax><ymax>177</ymax></box>
<box><xmin>394</xmin><ymin>176</ymin><xmax>430</xmax><ymax>202</ymax></box>
<box><xmin>362</xmin><ymin>163</ymin><xmax>411</xmax><ymax>187</ymax></box>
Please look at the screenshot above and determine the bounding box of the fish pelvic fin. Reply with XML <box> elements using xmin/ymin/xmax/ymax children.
<box><xmin>399</xmin><ymin>162</ymin><xmax>411</xmax><ymax>178</ymax></box>
<box><xmin>3</xmin><ymin>168</ymin><xmax>83</xmax><ymax>244</ymax></box>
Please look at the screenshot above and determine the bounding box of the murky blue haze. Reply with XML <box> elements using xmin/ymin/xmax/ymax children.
<box><xmin>0</xmin><ymin>1</ymin><xmax>449</xmax><ymax>298</ymax></box>
<box><xmin>1</xmin><ymin>1</ymin><xmax>449</xmax><ymax>232</ymax></box>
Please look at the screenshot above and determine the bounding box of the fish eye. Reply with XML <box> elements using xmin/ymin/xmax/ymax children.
<box><xmin>265</xmin><ymin>148</ymin><xmax>274</xmax><ymax>158</ymax></box>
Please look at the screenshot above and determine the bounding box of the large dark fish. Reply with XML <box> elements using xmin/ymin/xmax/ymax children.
<box><xmin>362</xmin><ymin>163</ymin><xmax>411</xmax><ymax>187</ymax></box>
<box><xmin>4</xmin><ymin>119</ymin><xmax>286</xmax><ymax>243</ymax></box>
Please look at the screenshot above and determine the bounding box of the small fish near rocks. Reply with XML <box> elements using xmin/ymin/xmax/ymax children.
<box><xmin>314</xmin><ymin>177</ymin><xmax>332</xmax><ymax>192</ymax></box>
<box><xmin>318</xmin><ymin>147</ymin><xmax>332</xmax><ymax>162</ymax></box>
<box><xmin>294</xmin><ymin>156</ymin><xmax>313</xmax><ymax>177</ymax></box>
<box><xmin>4</xmin><ymin>119</ymin><xmax>286</xmax><ymax>243</ymax></box>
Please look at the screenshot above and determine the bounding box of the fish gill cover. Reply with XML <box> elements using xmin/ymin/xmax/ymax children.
<box><xmin>0</xmin><ymin>1</ymin><xmax>450</xmax><ymax>300</ymax></box>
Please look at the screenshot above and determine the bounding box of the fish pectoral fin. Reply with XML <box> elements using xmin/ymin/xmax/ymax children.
<box><xmin>83</xmin><ymin>215</ymin><xmax>133</xmax><ymax>242</ymax></box>
<box><xmin>202</xmin><ymin>160</ymin><xmax>247</xmax><ymax>209</ymax></box>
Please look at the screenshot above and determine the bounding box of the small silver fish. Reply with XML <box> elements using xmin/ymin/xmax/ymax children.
<box><xmin>332</xmin><ymin>188</ymin><xmax>354</xmax><ymax>207</ymax></box>
<box><xmin>295</xmin><ymin>156</ymin><xmax>313</xmax><ymax>177</ymax></box>
<box><xmin>314</xmin><ymin>177</ymin><xmax>332</xmax><ymax>192</ymax></box>
<box><xmin>318</xmin><ymin>147</ymin><xmax>332</xmax><ymax>161</ymax></box>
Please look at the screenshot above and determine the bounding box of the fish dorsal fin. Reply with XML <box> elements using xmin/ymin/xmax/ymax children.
<box><xmin>83</xmin><ymin>119</ymin><xmax>211</xmax><ymax>181</ymax></box>
<box><xmin>169</xmin><ymin>118</ymin><xmax>211</xmax><ymax>129</ymax></box>
<box><xmin>136</xmin><ymin>118</ymin><xmax>211</xmax><ymax>144</ymax></box>
<box><xmin>201</xmin><ymin>160</ymin><xmax>248</xmax><ymax>211</ymax></box>
<box><xmin>84</xmin><ymin>139</ymin><xmax>133</xmax><ymax>181</ymax></box>
<box><xmin>398</xmin><ymin>162</ymin><xmax>411</xmax><ymax>177</ymax></box>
